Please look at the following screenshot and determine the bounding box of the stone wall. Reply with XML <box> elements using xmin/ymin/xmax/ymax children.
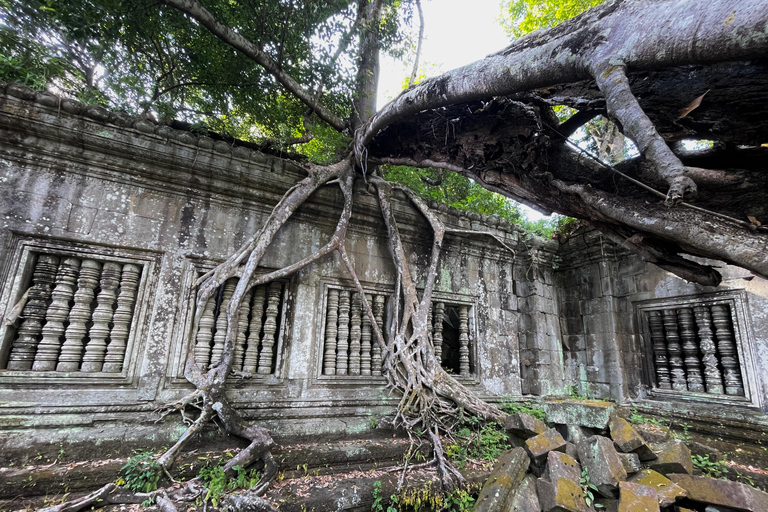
<box><xmin>556</xmin><ymin>228</ymin><xmax>768</xmax><ymax>424</ymax></box>
<box><xmin>0</xmin><ymin>84</ymin><xmax>564</xmax><ymax>456</ymax></box>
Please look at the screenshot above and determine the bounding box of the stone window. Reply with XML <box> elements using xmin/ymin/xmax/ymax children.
<box><xmin>192</xmin><ymin>278</ymin><xmax>285</xmax><ymax>376</ymax></box>
<box><xmin>636</xmin><ymin>291</ymin><xmax>760</xmax><ymax>407</ymax></box>
<box><xmin>320</xmin><ymin>287</ymin><xmax>388</xmax><ymax>377</ymax></box>
<box><xmin>0</xmin><ymin>243</ymin><xmax>153</xmax><ymax>380</ymax></box>
<box><xmin>430</xmin><ymin>301</ymin><xmax>475</xmax><ymax>377</ymax></box>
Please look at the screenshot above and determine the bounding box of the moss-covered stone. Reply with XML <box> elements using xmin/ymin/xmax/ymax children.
<box><xmin>610</xmin><ymin>416</ymin><xmax>655</xmax><ymax>461</ymax></box>
<box><xmin>525</xmin><ymin>428</ymin><xmax>568</xmax><ymax>463</ymax></box>
<box><xmin>473</xmin><ymin>447</ymin><xmax>530</xmax><ymax>512</ymax></box>
<box><xmin>537</xmin><ymin>476</ymin><xmax>592</xmax><ymax>512</ymax></box>
<box><xmin>649</xmin><ymin>440</ymin><xmax>692</xmax><ymax>475</ymax></box>
<box><xmin>618</xmin><ymin>481</ymin><xmax>660</xmax><ymax>512</ymax></box>
<box><xmin>545</xmin><ymin>399</ymin><xmax>616</xmax><ymax>430</ymax></box>
<box><xmin>505</xmin><ymin>412</ymin><xmax>548</xmax><ymax>438</ymax></box>
<box><xmin>577</xmin><ymin>435</ymin><xmax>627</xmax><ymax>498</ymax></box>
<box><xmin>628</xmin><ymin>469</ymin><xmax>687</xmax><ymax>507</ymax></box>
<box><xmin>667</xmin><ymin>473</ymin><xmax>768</xmax><ymax>511</ymax></box>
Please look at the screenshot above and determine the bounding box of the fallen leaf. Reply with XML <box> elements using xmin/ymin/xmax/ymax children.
<box><xmin>679</xmin><ymin>89</ymin><xmax>710</xmax><ymax>118</ymax></box>
<box><xmin>748</xmin><ymin>215</ymin><xmax>762</xmax><ymax>226</ymax></box>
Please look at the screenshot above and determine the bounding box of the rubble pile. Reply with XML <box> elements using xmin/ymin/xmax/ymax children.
<box><xmin>473</xmin><ymin>400</ymin><xmax>768</xmax><ymax>512</ymax></box>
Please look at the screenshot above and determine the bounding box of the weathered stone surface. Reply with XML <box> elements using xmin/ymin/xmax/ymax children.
<box><xmin>526</xmin><ymin>428</ymin><xmax>568</xmax><ymax>464</ymax></box>
<box><xmin>617</xmin><ymin>452</ymin><xmax>642</xmax><ymax>475</ymax></box>
<box><xmin>668</xmin><ymin>473</ymin><xmax>768</xmax><ymax>512</ymax></box>
<box><xmin>610</xmin><ymin>416</ymin><xmax>654</xmax><ymax>461</ymax></box>
<box><xmin>596</xmin><ymin>498</ymin><xmax>620</xmax><ymax>512</ymax></box>
<box><xmin>578</xmin><ymin>435</ymin><xmax>628</xmax><ymax>498</ymax></box>
<box><xmin>473</xmin><ymin>447</ymin><xmax>530</xmax><ymax>512</ymax></box>
<box><xmin>537</xmin><ymin>476</ymin><xmax>592</xmax><ymax>512</ymax></box>
<box><xmin>618</xmin><ymin>481</ymin><xmax>660</xmax><ymax>512</ymax></box>
<box><xmin>649</xmin><ymin>440</ymin><xmax>692</xmax><ymax>475</ymax></box>
<box><xmin>629</xmin><ymin>469</ymin><xmax>687</xmax><ymax>507</ymax></box>
<box><xmin>564</xmin><ymin>424</ymin><xmax>596</xmax><ymax>445</ymax></box>
<box><xmin>565</xmin><ymin>442</ymin><xmax>580</xmax><ymax>462</ymax></box>
<box><xmin>507</xmin><ymin>474</ymin><xmax>540</xmax><ymax>512</ymax></box>
<box><xmin>545</xmin><ymin>400</ymin><xmax>616</xmax><ymax>430</ymax></box>
<box><xmin>505</xmin><ymin>412</ymin><xmax>548</xmax><ymax>438</ymax></box>
<box><xmin>632</xmin><ymin>423</ymin><xmax>673</xmax><ymax>445</ymax></box>
<box><xmin>544</xmin><ymin>451</ymin><xmax>582</xmax><ymax>484</ymax></box>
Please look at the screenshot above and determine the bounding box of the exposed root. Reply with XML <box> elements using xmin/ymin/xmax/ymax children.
<box><xmin>38</xmin><ymin>484</ymin><xmax>117</xmax><ymax>512</ymax></box>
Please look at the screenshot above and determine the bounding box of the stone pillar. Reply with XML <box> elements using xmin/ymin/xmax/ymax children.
<box><xmin>257</xmin><ymin>282</ymin><xmax>281</xmax><ymax>375</ymax></box>
<box><xmin>232</xmin><ymin>287</ymin><xmax>253</xmax><ymax>372</ymax></box>
<box><xmin>7</xmin><ymin>254</ymin><xmax>59</xmax><ymax>370</ymax></box>
<box><xmin>242</xmin><ymin>285</ymin><xmax>266</xmax><ymax>373</ymax></box>
<box><xmin>194</xmin><ymin>295</ymin><xmax>217</xmax><ymax>371</ymax></box>
<box><xmin>33</xmin><ymin>257</ymin><xmax>80</xmax><ymax>371</ymax></box>
<box><xmin>323</xmin><ymin>289</ymin><xmax>339</xmax><ymax>375</ymax></box>
<box><xmin>711</xmin><ymin>305</ymin><xmax>744</xmax><ymax>396</ymax></box>
<box><xmin>693</xmin><ymin>305</ymin><xmax>724</xmax><ymax>395</ymax></box>
<box><xmin>349</xmin><ymin>293</ymin><xmax>362</xmax><ymax>376</ymax></box>
<box><xmin>433</xmin><ymin>301</ymin><xmax>444</xmax><ymax>365</ymax></box>
<box><xmin>372</xmin><ymin>294</ymin><xmax>384</xmax><ymax>376</ymax></box>
<box><xmin>209</xmin><ymin>279</ymin><xmax>236</xmax><ymax>368</ymax></box>
<box><xmin>361</xmin><ymin>293</ymin><xmax>373</xmax><ymax>376</ymax></box>
<box><xmin>458</xmin><ymin>305</ymin><xmax>470</xmax><ymax>376</ymax></box>
<box><xmin>57</xmin><ymin>259</ymin><xmax>101</xmax><ymax>372</ymax></box>
<box><xmin>648</xmin><ymin>311</ymin><xmax>671</xmax><ymax>390</ymax></box>
<box><xmin>677</xmin><ymin>308</ymin><xmax>704</xmax><ymax>393</ymax></box>
<box><xmin>336</xmin><ymin>291</ymin><xmax>350</xmax><ymax>375</ymax></box>
<box><xmin>102</xmin><ymin>263</ymin><xmax>141</xmax><ymax>373</ymax></box>
<box><xmin>81</xmin><ymin>262</ymin><xmax>122</xmax><ymax>373</ymax></box>
<box><xmin>662</xmin><ymin>309</ymin><xmax>687</xmax><ymax>391</ymax></box>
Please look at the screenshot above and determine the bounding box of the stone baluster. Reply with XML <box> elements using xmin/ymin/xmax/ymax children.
<box><xmin>6</xmin><ymin>254</ymin><xmax>59</xmax><ymax>370</ymax></box>
<box><xmin>232</xmin><ymin>288</ymin><xmax>253</xmax><ymax>372</ymax></box>
<box><xmin>677</xmin><ymin>308</ymin><xmax>704</xmax><ymax>392</ymax></box>
<box><xmin>81</xmin><ymin>262</ymin><xmax>122</xmax><ymax>372</ymax></box>
<box><xmin>323</xmin><ymin>289</ymin><xmax>339</xmax><ymax>375</ymax></box>
<box><xmin>57</xmin><ymin>259</ymin><xmax>102</xmax><ymax>372</ymax></box>
<box><xmin>194</xmin><ymin>295</ymin><xmax>217</xmax><ymax>370</ymax></box>
<box><xmin>336</xmin><ymin>291</ymin><xmax>350</xmax><ymax>375</ymax></box>
<box><xmin>33</xmin><ymin>257</ymin><xmax>80</xmax><ymax>371</ymax></box>
<box><xmin>648</xmin><ymin>310</ymin><xmax>671</xmax><ymax>390</ymax></box>
<box><xmin>257</xmin><ymin>282</ymin><xmax>281</xmax><ymax>375</ymax></box>
<box><xmin>349</xmin><ymin>293</ymin><xmax>362</xmax><ymax>376</ymax></box>
<box><xmin>711</xmin><ymin>305</ymin><xmax>744</xmax><ymax>396</ymax></box>
<box><xmin>663</xmin><ymin>309</ymin><xmax>687</xmax><ymax>391</ymax></box>
<box><xmin>693</xmin><ymin>305</ymin><xmax>724</xmax><ymax>394</ymax></box>
<box><xmin>102</xmin><ymin>263</ymin><xmax>141</xmax><ymax>373</ymax></box>
<box><xmin>458</xmin><ymin>305</ymin><xmax>470</xmax><ymax>376</ymax></box>
<box><xmin>372</xmin><ymin>295</ymin><xmax>384</xmax><ymax>376</ymax></box>
<box><xmin>242</xmin><ymin>285</ymin><xmax>266</xmax><ymax>373</ymax></box>
<box><xmin>210</xmin><ymin>279</ymin><xmax>236</xmax><ymax>368</ymax></box>
<box><xmin>360</xmin><ymin>293</ymin><xmax>373</xmax><ymax>376</ymax></box>
<box><xmin>433</xmin><ymin>302</ymin><xmax>444</xmax><ymax>365</ymax></box>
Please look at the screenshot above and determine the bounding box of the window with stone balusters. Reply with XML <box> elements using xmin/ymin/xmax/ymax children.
<box><xmin>191</xmin><ymin>278</ymin><xmax>285</xmax><ymax>376</ymax></box>
<box><xmin>319</xmin><ymin>286</ymin><xmax>475</xmax><ymax>379</ymax></box>
<box><xmin>0</xmin><ymin>251</ymin><xmax>145</xmax><ymax>376</ymax></box>
<box><xmin>637</xmin><ymin>292</ymin><xmax>760</xmax><ymax>407</ymax></box>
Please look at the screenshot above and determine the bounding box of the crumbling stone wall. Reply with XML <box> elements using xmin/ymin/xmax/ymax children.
<box><xmin>0</xmin><ymin>84</ymin><xmax>564</xmax><ymax>457</ymax></box>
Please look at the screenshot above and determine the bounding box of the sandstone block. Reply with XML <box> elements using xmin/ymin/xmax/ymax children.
<box><xmin>618</xmin><ymin>481</ymin><xmax>660</xmax><ymax>512</ymax></box>
<box><xmin>578</xmin><ymin>435</ymin><xmax>628</xmax><ymax>498</ymax></box>
<box><xmin>544</xmin><ymin>451</ymin><xmax>582</xmax><ymax>484</ymax></box>
<box><xmin>629</xmin><ymin>469</ymin><xmax>688</xmax><ymax>507</ymax></box>
<box><xmin>668</xmin><ymin>473</ymin><xmax>768</xmax><ymax>512</ymax></box>
<box><xmin>610</xmin><ymin>416</ymin><xmax>655</xmax><ymax>462</ymax></box>
<box><xmin>565</xmin><ymin>441</ymin><xmax>580</xmax><ymax>462</ymax></box>
<box><xmin>649</xmin><ymin>440</ymin><xmax>692</xmax><ymax>475</ymax></box>
<box><xmin>507</xmin><ymin>474</ymin><xmax>540</xmax><ymax>512</ymax></box>
<box><xmin>473</xmin><ymin>447</ymin><xmax>530</xmax><ymax>512</ymax></box>
<box><xmin>525</xmin><ymin>428</ymin><xmax>567</xmax><ymax>464</ymax></box>
<box><xmin>545</xmin><ymin>399</ymin><xmax>616</xmax><ymax>429</ymax></box>
<box><xmin>618</xmin><ymin>452</ymin><xmax>642</xmax><ymax>475</ymax></box>
<box><xmin>505</xmin><ymin>412</ymin><xmax>548</xmax><ymax>438</ymax></box>
<box><xmin>633</xmin><ymin>423</ymin><xmax>673</xmax><ymax>444</ymax></box>
<box><xmin>537</xmin><ymin>476</ymin><xmax>592</xmax><ymax>512</ymax></box>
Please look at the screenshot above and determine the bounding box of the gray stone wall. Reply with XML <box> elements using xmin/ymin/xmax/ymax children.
<box><xmin>0</xmin><ymin>84</ymin><xmax>564</xmax><ymax>454</ymax></box>
<box><xmin>556</xmin><ymin>228</ymin><xmax>768</xmax><ymax>421</ymax></box>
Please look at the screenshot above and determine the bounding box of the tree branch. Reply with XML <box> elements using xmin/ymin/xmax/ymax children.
<box><xmin>159</xmin><ymin>0</ymin><xmax>347</xmax><ymax>132</ymax></box>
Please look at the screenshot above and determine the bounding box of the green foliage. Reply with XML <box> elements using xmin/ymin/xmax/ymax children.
<box><xmin>373</xmin><ymin>480</ymin><xmax>478</xmax><ymax>512</ymax></box>
<box><xmin>446</xmin><ymin>410</ymin><xmax>512</xmax><ymax>468</ymax></box>
<box><xmin>119</xmin><ymin>451</ymin><xmax>161</xmax><ymax>493</ymax></box>
<box><xmin>580</xmin><ymin>467</ymin><xmax>601</xmax><ymax>508</ymax></box>
<box><xmin>692</xmin><ymin>454</ymin><xmax>729</xmax><ymax>479</ymax></box>
<box><xmin>498</xmin><ymin>395</ymin><xmax>547</xmax><ymax>423</ymax></box>
<box><xmin>500</xmin><ymin>0</ymin><xmax>606</xmax><ymax>38</ymax></box>
<box><xmin>198</xmin><ymin>463</ymin><xmax>261</xmax><ymax>507</ymax></box>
